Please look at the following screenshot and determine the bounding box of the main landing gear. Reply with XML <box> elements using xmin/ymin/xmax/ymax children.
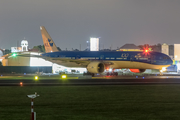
<box><xmin>83</xmin><ymin>72</ymin><xmax>95</xmax><ymax>77</ymax></box>
<box><xmin>106</xmin><ymin>72</ymin><xmax>118</xmax><ymax>76</ymax></box>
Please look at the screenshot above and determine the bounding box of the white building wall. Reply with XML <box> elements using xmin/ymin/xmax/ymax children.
<box><xmin>161</xmin><ymin>43</ymin><xmax>169</xmax><ymax>55</ymax></box>
<box><xmin>21</xmin><ymin>40</ymin><xmax>28</xmax><ymax>51</ymax></box>
<box><xmin>11</xmin><ymin>47</ymin><xmax>22</xmax><ymax>52</ymax></box>
<box><xmin>1</xmin><ymin>52</ymin><xmax>87</xmax><ymax>74</ymax></box>
<box><xmin>174</xmin><ymin>44</ymin><xmax>180</xmax><ymax>60</ymax></box>
<box><xmin>90</xmin><ymin>38</ymin><xmax>99</xmax><ymax>51</ymax></box>
<box><xmin>3</xmin><ymin>56</ymin><xmax>30</xmax><ymax>66</ymax></box>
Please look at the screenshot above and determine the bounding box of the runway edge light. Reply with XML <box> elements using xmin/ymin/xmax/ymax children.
<box><xmin>20</xmin><ymin>82</ymin><xmax>23</xmax><ymax>86</ymax></box>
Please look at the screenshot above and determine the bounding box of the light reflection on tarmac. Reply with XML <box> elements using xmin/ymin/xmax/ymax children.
<box><xmin>0</xmin><ymin>75</ymin><xmax>180</xmax><ymax>86</ymax></box>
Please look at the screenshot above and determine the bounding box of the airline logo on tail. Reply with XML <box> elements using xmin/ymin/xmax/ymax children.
<box><xmin>44</xmin><ymin>38</ymin><xmax>54</xmax><ymax>47</ymax></box>
<box><xmin>40</xmin><ymin>26</ymin><xmax>59</xmax><ymax>53</ymax></box>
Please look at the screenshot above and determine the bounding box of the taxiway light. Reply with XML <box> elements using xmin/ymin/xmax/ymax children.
<box><xmin>34</xmin><ymin>76</ymin><xmax>39</xmax><ymax>80</ymax></box>
<box><xmin>61</xmin><ymin>74</ymin><xmax>67</xmax><ymax>79</ymax></box>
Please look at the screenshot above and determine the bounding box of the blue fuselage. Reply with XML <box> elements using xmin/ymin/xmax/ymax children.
<box><xmin>42</xmin><ymin>51</ymin><xmax>172</xmax><ymax>66</ymax></box>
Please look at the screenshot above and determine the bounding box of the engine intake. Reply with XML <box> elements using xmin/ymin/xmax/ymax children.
<box><xmin>87</xmin><ymin>62</ymin><xmax>105</xmax><ymax>73</ymax></box>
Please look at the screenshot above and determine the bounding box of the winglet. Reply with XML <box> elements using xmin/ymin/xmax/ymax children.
<box><xmin>40</xmin><ymin>26</ymin><xmax>59</xmax><ymax>53</ymax></box>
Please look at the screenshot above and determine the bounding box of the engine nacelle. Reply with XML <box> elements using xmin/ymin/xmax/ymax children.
<box><xmin>87</xmin><ymin>62</ymin><xmax>105</xmax><ymax>73</ymax></box>
<box><xmin>129</xmin><ymin>69</ymin><xmax>146</xmax><ymax>73</ymax></box>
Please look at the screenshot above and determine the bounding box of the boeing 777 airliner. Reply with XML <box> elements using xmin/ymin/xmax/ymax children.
<box><xmin>39</xmin><ymin>26</ymin><xmax>173</xmax><ymax>76</ymax></box>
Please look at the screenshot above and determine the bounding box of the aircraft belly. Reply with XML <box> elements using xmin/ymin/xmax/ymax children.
<box><xmin>109</xmin><ymin>61</ymin><xmax>170</xmax><ymax>69</ymax></box>
<box><xmin>54</xmin><ymin>61</ymin><xmax>87</xmax><ymax>68</ymax></box>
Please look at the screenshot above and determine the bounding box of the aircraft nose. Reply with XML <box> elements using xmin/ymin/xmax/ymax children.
<box><xmin>169</xmin><ymin>58</ymin><xmax>173</xmax><ymax>65</ymax></box>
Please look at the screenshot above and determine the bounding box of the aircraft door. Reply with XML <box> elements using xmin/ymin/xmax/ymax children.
<box><xmin>76</xmin><ymin>55</ymin><xmax>80</xmax><ymax>59</ymax></box>
<box><xmin>150</xmin><ymin>55</ymin><xmax>155</xmax><ymax>64</ymax></box>
<box><xmin>130</xmin><ymin>55</ymin><xmax>135</xmax><ymax>62</ymax></box>
<box><xmin>130</xmin><ymin>55</ymin><xmax>136</xmax><ymax>68</ymax></box>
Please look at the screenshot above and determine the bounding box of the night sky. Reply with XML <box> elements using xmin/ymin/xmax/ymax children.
<box><xmin>0</xmin><ymin>0</ymin><xmax>180</xmax><ymax>50</ymax></box>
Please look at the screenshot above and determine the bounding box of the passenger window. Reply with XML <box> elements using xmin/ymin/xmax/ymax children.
<box><xmin>151</xmin><ymin>55</ymin><xmax>155</xmax><ymax>60</ymax></box>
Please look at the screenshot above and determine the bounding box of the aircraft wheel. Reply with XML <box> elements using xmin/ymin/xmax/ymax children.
<box><xmin>91</xmin><ymin>73</ymin><xmax>95</xmax><ymax>77</ymax></box>
<box><xmin>106</xmin><ymin>72</ymin><xmax>110</xmax><ymax>76</ymax></box>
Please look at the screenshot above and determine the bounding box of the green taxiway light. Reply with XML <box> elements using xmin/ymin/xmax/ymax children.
<box><xmin>12</xmin><ymin>53</ymin><xmax>17</xmax><ymax>57</ymax></box>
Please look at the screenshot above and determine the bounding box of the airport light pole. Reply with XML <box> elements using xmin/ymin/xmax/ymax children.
<box><xmin>27</xmin><ymin>92</ymin><xmax>39</xmax><ymax>120</ymax></box>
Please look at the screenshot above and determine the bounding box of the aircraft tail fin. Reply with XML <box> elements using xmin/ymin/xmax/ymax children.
<box><xmin>40</xmin><ymin>26</ymin><xmax>59</xmax><ymax>53</ymax></box>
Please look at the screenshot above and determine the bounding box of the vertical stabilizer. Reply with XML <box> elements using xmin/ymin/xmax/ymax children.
<box><xmin>40</xmin><ymin>26</ymin><xmax>59</xmax><ymax>53</ymax></box>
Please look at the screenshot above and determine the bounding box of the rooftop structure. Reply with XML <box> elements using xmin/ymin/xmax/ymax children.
<box><xmin>117</xmin><ymin>44</ymin><xmax>141</xmax><ymax>51</ymax></box>
<box><xmin>21</xmin><ymin>39</ymin><xmax>28</xmax><ymax>51</ymax></box>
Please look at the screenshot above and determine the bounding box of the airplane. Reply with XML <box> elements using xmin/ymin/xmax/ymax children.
<box><xmin>38</xmin><ymin>26</ymin><xmax>173</xmax><ymax>76</ymax></box>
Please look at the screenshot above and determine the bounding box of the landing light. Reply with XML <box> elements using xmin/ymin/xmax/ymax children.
<box><xmin>161</xmin><ymin>67</ymin><xmax>167</xmax><ymax>72</ymax></box>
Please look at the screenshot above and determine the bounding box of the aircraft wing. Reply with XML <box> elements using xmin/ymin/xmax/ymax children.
<box><xmin>16</xmin><ymin>54</ymin><xmax>40</xmax><ymax>58</ymax></box>
<box><xmin>45</xmin><ymin>57</ymin><xmax>90</xmax><ymax>66</ymax></box>
<box><xmin>44</xmin><ymin>57</ymin><xmax>114</xmax><ymax>68</ymax></box>
<box><xmin>16</xmin><ymin>53</ymin><xmax>90</xmax><ymax>67</ymax></box>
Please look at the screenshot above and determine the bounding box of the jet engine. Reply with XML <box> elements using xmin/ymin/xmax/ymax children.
<box><xmin>86</xmin><ymin>62</ymin><xmax>105</xmax><ymax>73</ymax></box>
<box><xmin>129</xmin><ymin>69</ymin><xmax>146</xmax><ymax>73</ymax></box>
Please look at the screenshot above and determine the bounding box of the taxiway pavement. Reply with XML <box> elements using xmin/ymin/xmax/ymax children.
<box><xmin>0</xmin><ymin>75</ymin><xmax>180</xmax><ymax>86</ymax></box>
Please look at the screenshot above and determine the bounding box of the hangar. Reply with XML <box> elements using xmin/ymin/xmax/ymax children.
<box><xmin>0</xmin><ymin>52</ymin><xmax>86</xmax><ymax>74</ymax></box>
